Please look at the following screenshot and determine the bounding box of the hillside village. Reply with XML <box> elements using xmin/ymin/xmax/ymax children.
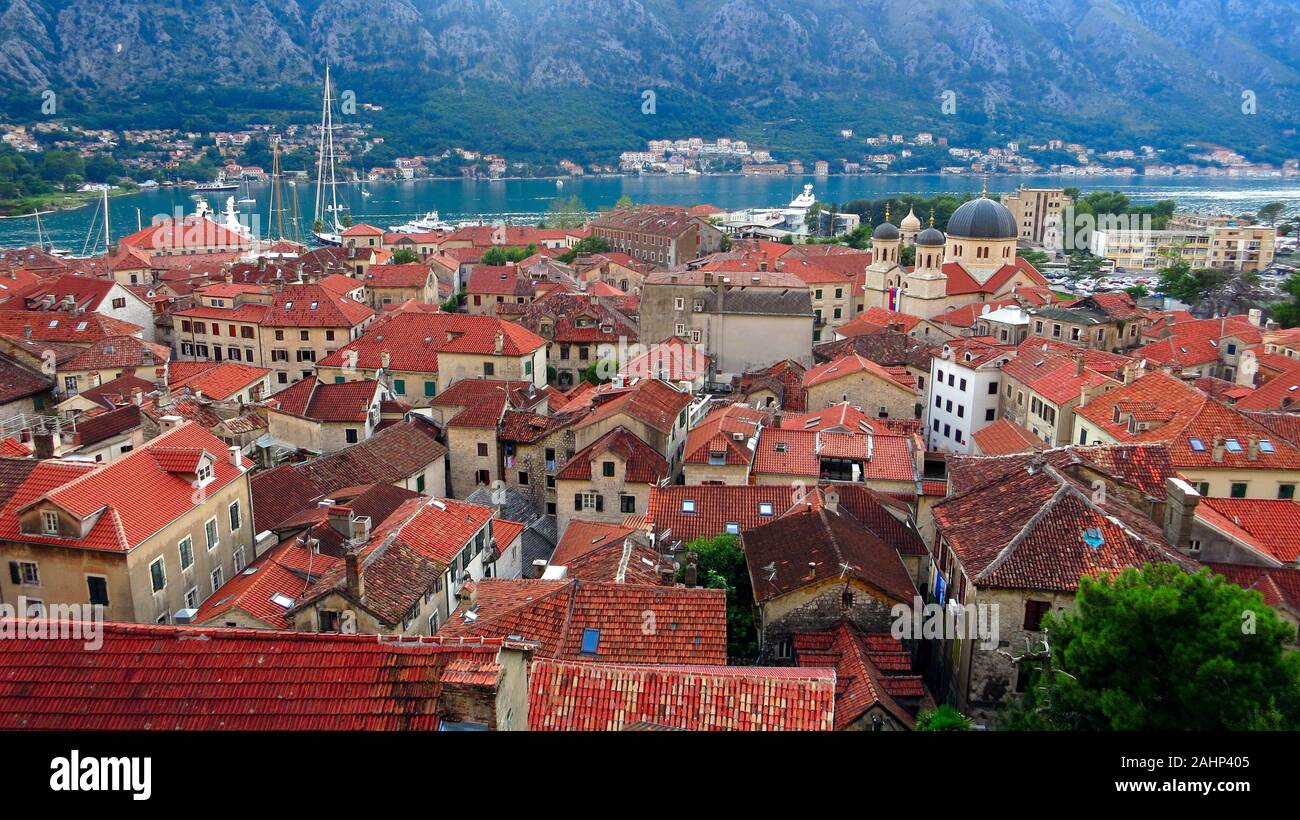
<box><xmin>0</xmin><ymin>192</ymin><xmax>1298</xmax><ymax>732</ymax></box>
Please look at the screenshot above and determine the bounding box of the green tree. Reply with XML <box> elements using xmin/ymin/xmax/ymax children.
<box><xmin>545</xmin><ymin>194</ymin><xmax>589</xmax><ymax>229</ymax></box>
<box><xmin>915</xmin><ymin>705</ymin><xmax>974</xmax><ymax>731</ymax></box>
<box><xmin>1256</xmin><ymin>201</ymin><xmax>1286</xmax><ymax>226</ymax></box>
<box><xmin>1269</xmin><ymin>273</ymin><xmax>1300</xmax><ymax>327</ymax></box>
<box><xmin>677</xmin><ymin>534</ymin><xmax>758</xmax><ymax>662</ymax></box>
<box><xmin>1004</xmin><ymin>564</ymin><xmax>1300</xmax><ymax>731</ymax></box>
<box><xmin>1125</xmin><ymin>284</ymin><xmax>1148</xmax><ymax>298</ymax></box>
<box><xmin>580</xmin><ymin>359</ymin><xmax>614</xmax><ymax>386</ymax></box>
<box><xmin>390</xmin><ymin>248</ymin><xmax>421</xmax><ymax>265</ymax></box>
<box><xmin>1156</xmin><ymin>256</ymin><xmax>1229</xmax><ymax>306</ymax></box>
<box><xmin>557</xmin><ymin>235</ymin><xmax>611</xmax><ymax>263</ymax></box>
<box><xmin>614</xmin><ymin>194</ymin><xmax>635</xmax><ymax>209</ymax></box>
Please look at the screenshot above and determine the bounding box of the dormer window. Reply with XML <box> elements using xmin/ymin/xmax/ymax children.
<box><xmin>196</xmin><ymin>463</ymin><xmax>214</xmax><ymax>483</ymax></box>
<box><xmin>1112</xmin><ymin>406</ymin><xmax>1121</xmax><ymax>424</ymax></box>
<box><xmin>758</xmin><ymin>502</ymin><xmax>774</xmax><ymax>516</ymax></box>
<box><xmin>41</xmin><ymin>510</ymin><xmax>58</xmax><ymax>536</ymax></box>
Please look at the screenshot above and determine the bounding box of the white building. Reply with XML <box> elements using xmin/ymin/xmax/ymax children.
<box><xmin>925</xmin><ymin>338</ymin><xmax>1015</xmax><ymax>454</ymax></box>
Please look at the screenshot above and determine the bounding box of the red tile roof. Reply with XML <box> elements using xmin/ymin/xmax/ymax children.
<box><xmin>262</xmin><ymin>283</ymin><xmax>374</xmax><ymax>328</ymax></box>
<box><xmin>1234</xmin><ymin>371</ymin><xmax>1300</xmax><ymax>412</ymax></box>
<box><xmin>1203</xmin><ymin>562</ymin><xmax>1300</xmax><ymax>614</ymax></box>
<box><xmin>291</xmin><ymin>496</ymin><xmax>493</xmax><ymax>625</ymax></box>
<box><xmin>938</xmin><ymin>256</ymin><xmax>1047</xmax><ymax>297</ymax></box>
<box><xmin>1197</xmin><ymin>498</ymin><xmax>1300</xmax><ymax>564</ymax></box>
<box><xmin>932</xmin><ymin>458</ymin><xmax>1193</xmax><ymax>591</ymax></box>
<box><xmin>972</xmin><ymin>418</ymin><xmax>1042</xmax><ymax>455</ymax></box>
<box><xmin>743</xmin><ymin>505</ymin><xmax>918</xmax><ymax>604</ymax></box>
<box><xmin>527</xmin><ymin>658</ymin><xmax>836</xmax><ymax>731</ymax></box>
<box><xmin>318</xmin><ymin>308</ymin><xmax>544</xmax><ymax>374</ymax></box>
<box><xmin>1075</xmin><ymin>371</ymin><xmax>1300</xmax><ymax>470</ymax></box>
<box><xmin>62</xmin><ymin>335</ymin><xmax>169</xmax><ymax>373</ymax></box>
<box><xmin>804</xmin><ymin>352</ymin><xmax>917</xmax><ymax>392</ymax></box>
<box><xmin>618</xmin><ymin>336</ymin><xmax>710</xmax><ymax>383</ymax></box>
<box><xmin>752</xmin><ymin>426</ymin><xmax>915</xmax><ymax>482</ymax></box>
<box><xmin>1135</xmin><ymin>315</ymin><xmax>1262</xmax><ymax>368</ymax></box>
<box><xmin>575</xmin><ymin>379</ymin><xmax>691</xmax><ymax>435</ymax></box>
<box><xmin>684</xmin><ymin>404</ymin><xmax>764</xmax><ymax>467</ymax></box>
<box><xmin>0</xmin><ymin>621</ymin><xmax>508</xmax><ymax>730</ymax></box>
<box><xmin>265</xmin><ymin>376</ymin><xmax>382</xmax><ymax>422</ymax></box>
<box><xmin>794</xmin><ymin>623</ymin><xmax>928</xmax><ymax>729</ymax></box>
<box><xmin>0</xmin><ymin>422</ymin><xmax>250</xmax><ymax>553</ymax></box>
<box><xmin>0</xmin><ymin>310</ymin><xmax>143</xmax><ymax>343</ymax></box>
<box><xmin>739</xmin><ymin>359</ymin><xmax>807</xmax><ymax>412</ymax></box>
<box><xmin>838</xmin><ymin>307</ymin><xmax>923</xmax><ymax>337</ymax></box>
<box><xmin>363</xmin><ymin>263</ymin><xmax>433</xmax><ymax>289</ymax></box>
<box><xmin>118</xmin><ymin>216</ymin><xmax>251</xmax><ymax>253</ymax></box>
<box><xmin>0</xmin><ymin>356</ymin><xmax>51</xmax><ymax>403</ymax></box>
<box><xmin>1001</xmin><ymin>351</ymin><xmax>1117</xmax><ymax>405</ymax></box>
<box><xmin>439</xmin><ymin>578</ymin><xmax>728</xmax><ymax>664</ymax></box>
<box><xmin>467</xmin><ymin>265</ymin><xmax>531</xmax><ymax>297</ymax></box>
<box><xmin>556</xmin><ymin>426</ymin><xmax>668</xmax><ymax>484</ymax></box>
<box><xmin>168</xmin><ymin>361</ymin><xmax>268</xmax><ymax>401</ymax></box>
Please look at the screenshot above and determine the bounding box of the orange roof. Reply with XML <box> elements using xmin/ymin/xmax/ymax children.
<box><xmin>1075</xmin><ymin>371</ymin><xmax>1300</xmax><ymax>470</ymax></box>
<box><xmin>1197</xmin><ymin>498</ymin><xmax>1300</xmax><ymax>563</ymax></box>
<box><xmin>527</xmin><ymin>658</ymin><xmax>835</xmax><ymax>731</ymax></box>
<box><xmin>804</xmin><ymin>352</ymin><xmax>917</xmax><ymax>392</ymax></box>
<box><xmin>574</xmin><ymin>379</ymin><xmax>692</xmax><ymax>435</ymax></box>
<box><xmin>169</xmin><ymin>361</ymin><xmax>269</xmax><ymax>401</ymax></box>
<box><xmin>683</xmin><ymin>404</ymin><xmax>764</xmax><ymax>467</ymax></box>
<box><xmin>1</xmin><ymin>423</ymin><xmax>250</xmax><ymax>552</ymax></box>
<box><xmin>439</xmin><ymin>578</ymin><xmax>727</xmax><ymax>665</ymax></box>
<box><xmin>972</xmin><ymin>418</ymin><xmax>1042</xmax><ymax>455</ymax></box>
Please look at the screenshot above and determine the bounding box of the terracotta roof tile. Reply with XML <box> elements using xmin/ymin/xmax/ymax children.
<box><xmin>0</xmin><ymin>621</ymin><xmax>505</xmax><ymax>730</ymax></box>
<box><xmin>527</xmin><ymin>658</ymin><xmax>835</xmax><ymax>731</ymax></box>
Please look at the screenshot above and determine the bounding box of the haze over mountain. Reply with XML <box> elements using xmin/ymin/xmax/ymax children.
<box><xmin>0</xmin><ymin>0</ymin><xmax>1296</xmax><ymax>161</ymax></box>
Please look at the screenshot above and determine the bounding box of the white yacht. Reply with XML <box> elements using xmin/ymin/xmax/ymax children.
<box><xmin>388</xmin><ymin>210</ymin><xmax>454</xmax><ymax>233</ymax></box>
<box><xmin>195</xmin><ymin>171</ymin><xmax>238</xmax><ymax>192</ymax></box>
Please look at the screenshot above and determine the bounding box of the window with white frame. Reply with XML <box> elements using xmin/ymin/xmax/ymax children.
<box><xmin>205</xmin><ymin>518</ymin><xmax>218</xmax><ymax>551</ymax></box>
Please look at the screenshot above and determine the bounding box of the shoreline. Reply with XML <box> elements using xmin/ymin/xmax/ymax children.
<box><xmin>0</xmin><ymin>186</ymin><xmax>136</xmax><ymax>219</ymax></box>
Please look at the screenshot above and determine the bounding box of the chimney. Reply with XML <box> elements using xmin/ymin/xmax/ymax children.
<box><xmin>1075</xmin><ymin>356</ymin><xmax>1085</xmax><ymax>377</ymax></box>
<box><xmin>328</xmin><ymin>504</ymin><xmax>354</xmax><ymax>537</ymax></box>
<box><xmin>228</xmin><ymin>445</ymin><xmax>241</xmax><ymax>467</ymax></box>
<box><xmin>1079</xmin><ymin>384</ymin><xmax>1089</xmax><ymax>408</ymax></box>
<box><xmin>131</xmin><ymin>387</ymin><xmax>143</xmax><ymax>406</ymax></box>
<box><xmin>1248</xmin><ymin>436</ymin><xmax>1259</xmax><ymax>461</ymax></box>
<box><xmin>1162</xmin><ymin>477</ymin><xmax>1201</xmax><ymax>552</ymax></box>
<box><xmin>380</xmin><ymin>350</ymin><xmax>391</xmax><ymax>370</ymax></box>
<box><xmin>22</xmin><ymin>324</ymin><xmax>31</xmax><ymax>340</ymax></box>
<box><xmin>344</xmin><ymin>543</ymin><xmax>364</xmax><ymax>602</ymax></box>
<box><xmin>824</xmin><ymin>488</ymin><xmax>839</xmax><ymax>514</ymax></box>
<box><xmin>159</xmin><ymin>414</ymin><xmax>184</xmax><ymax>431</ymax></box>
<box><xmin>33</xmin><ymin>432</ymin><xmax>54</xmax><ymax>460</ymax></box>
<box><xmin>494</xmin><ymin>330</ymin><xmax>504</xmax><ymax>355</ymax></box>
<box><xmin>1249</xmin><ymin>308</ymin><xmax>1262</xmax><ymax>328</ymax></box>
<box><xmin>1211</xmin><ymin>435</ymin><xmax>1225</xmax><ymax>463</ymax></box>
<box><xmin>684</xmin><ymin>553</ymin><xmax>698</xmax><ymax>587</ymax></box>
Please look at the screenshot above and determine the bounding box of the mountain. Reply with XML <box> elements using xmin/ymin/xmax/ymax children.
<box><xmin>1</xmin><ymin>0</ymin><xmax>1297</xmax><ymax>162</ymax></box>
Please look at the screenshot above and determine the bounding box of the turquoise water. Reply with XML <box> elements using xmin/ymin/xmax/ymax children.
<box><xmin>4</xmin><ymin>174</ymin><xmax>1298</xmax><ymax>250</ymax></box>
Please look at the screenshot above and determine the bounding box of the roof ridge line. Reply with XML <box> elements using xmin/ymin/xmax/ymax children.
<box><xmin>976</xmin><ymin>475</ymin><xmax>1071</xmax><ymax>583</ymax></box>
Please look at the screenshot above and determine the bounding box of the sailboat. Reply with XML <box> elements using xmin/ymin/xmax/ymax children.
<box><xmin>237</xmin><ymin>176</ymin><xmax>256</xmax><ymax>205</ymax></box>
<box><xmin>311</xmin><ymin>66</ymin><xmax>346</xmax><ymax>246</ymax></box>
<box><xmin>32</xmin><ymin>208</ymin><xmax>71</xmax><ymax>257</ymax></box>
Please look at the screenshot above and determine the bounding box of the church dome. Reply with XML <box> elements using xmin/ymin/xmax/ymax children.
<box><xmin>916</xmin><ymin>226</ymin><xmax>946</xmax><ymax>246</ymax></box>
<box><xmin>872</xmin><ymin>221</ymin><xmax>900</xmax><ymax>241</ymax></box>
<box><xmin>946</xmin><ymin>197</ymin><xmax>1017</xmax><ymax>240</ymax></box>
<box><xmin>899</xmin><ymin>208</ymin><xmax>921</xmax><ymax>231</ymax></box>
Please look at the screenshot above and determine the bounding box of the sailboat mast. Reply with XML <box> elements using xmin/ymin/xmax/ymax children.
<box><xmin>314</xmin><ymin>66</ymin><xmax>331</xmax><ymax>229</ymax></box>
<box><xmin>102</xmin><ymin>188</ymin><xmax>111</xmax><ymax>253</ymax></box>
<box><xmin>324</xmin><ymin>71</ymin><xmax>340</xmax><ymax>230</ymax></box>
